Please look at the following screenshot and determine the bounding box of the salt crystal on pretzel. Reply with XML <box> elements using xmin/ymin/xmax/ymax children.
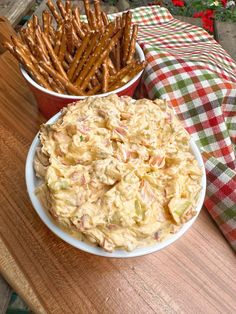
<box><xmin>41</xmin><ymin>32</ymin><xmax>67</xmax><ymax>79</ymax></box>
<box><xmin>67</xmin><ymin>32</ymin><xmax>91</xmax><ymax>80</ymax></box>
<box><xmin>56</xmin><ymin>0</ymin><xmax>66</xmax><ymax>19</ymax></box>
<box><xmin>46</xmin><ymin>0</ymin><xmax>62</xmax><ymax>25</ymax></box>
<box><xmin>39</xmin><ymin>61</ymin><xmax>85</xmax><ymax>95</ymax></box>
<box><xmin>126</xmin><ymin>24</ymin><xmax>138</xmax><ymax>64</ymax></box>
<box><xmin>80</xmin><ymin>29</ymin><xmax>122</xmax><ymax>91</ymax></box>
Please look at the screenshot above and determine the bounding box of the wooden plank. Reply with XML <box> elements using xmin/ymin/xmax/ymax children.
<box><xmin>0</xmin><ymin>0</ymin><xmax>35</xmax><ymax>27</ymax></box>
<box><xmin>215</xmin><ymin>21</ymin><xmax>236</xmax><ymax>62</ymax></box>
<box><xmin>0</xmin><ymin>275</ymin><xmax>12</xmax><ymax>313</ymax></box>
<box><xmin>175</xmin><ymin>15</ymin><xmax>202</xmax><ymax>28</ymax></box>
<box><xmin>0</xmin><ymin>238</ymin><xmax>46</xmax><ymax>314</ymax></box>
<box><xmin>0</xmin><ymin>52</ymin><xmax>235</xmax><ymax>313</ymax></box>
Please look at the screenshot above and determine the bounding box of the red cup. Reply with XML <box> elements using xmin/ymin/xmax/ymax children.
<box><xmin>20</xmin><ymin>43</ymin><xmax>145</xmax><ymax>119</ymax></box>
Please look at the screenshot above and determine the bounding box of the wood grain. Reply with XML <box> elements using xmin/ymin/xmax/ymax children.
<box><xmin>0</xmin><ymin>273</ymin><xmax>12</xmax><ymax>313</ymax></box>
<box><xmin>0</xmin><ymin>0</ymin><xmax>35</xmax><ymax>27</ymax></box>
<box><xmin>0</xmin><ymin>24</ymin><xmax>236</xmax><ymax>314</ymax></box>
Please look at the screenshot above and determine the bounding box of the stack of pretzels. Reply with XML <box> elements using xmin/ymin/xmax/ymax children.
<box><xmin>4</xmin><ymin>0</ymin><xmax>146</xmax><ymax>96</ymax></box>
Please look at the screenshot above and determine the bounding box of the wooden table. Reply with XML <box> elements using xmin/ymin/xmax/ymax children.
<box><xmin>0</xmin><ymin>6</ymin><xmax>236</xmax><ymax>314</ymax></box>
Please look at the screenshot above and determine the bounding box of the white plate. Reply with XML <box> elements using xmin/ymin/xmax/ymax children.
<box><xmin>25</xmin><ymin>111</ymin><xmax>206</xmax><ymax>258</ymax></box>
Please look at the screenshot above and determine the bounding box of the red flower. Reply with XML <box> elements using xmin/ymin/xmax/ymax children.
<box><xmin>193</xmin><ymin>11</ymin><xmax>204</xmax><ymax>18</ymax></box>
<box><xmin>221</xmin><ymin>0</ymin><xmax>227</xmax><ymax>7</ymax></box>
<box><xmin>172</xmin><ymin>0</ymin><xmax>185</xmax><ymax>7</ymax></box>
<box><xmin>193</xmin><ymin>9</ymin><xmax>214</xmax><ymax>33</ymax></box>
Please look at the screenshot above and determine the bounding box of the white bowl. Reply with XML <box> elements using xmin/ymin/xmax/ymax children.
<box><xmin>25</xmin><ymin>111</ymin><xmax>206</xmax><ymax>258</ymax></box>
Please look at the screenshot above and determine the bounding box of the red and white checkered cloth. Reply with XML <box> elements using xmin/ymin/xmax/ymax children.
<box><xmin>131</xmin><ymin>6</ymin><xmax>236</xmax><ymax>250</ymax></box>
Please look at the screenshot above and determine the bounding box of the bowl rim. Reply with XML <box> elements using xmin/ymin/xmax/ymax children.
<box><xmin>20</xmin><ymin>42</ymin><xmax>145</xmax><ymax>99</ymax></box>
<box><xmin>25</xmin><ymin>108</ymin><xmax>206</xmax><ymax>258</ymax></box>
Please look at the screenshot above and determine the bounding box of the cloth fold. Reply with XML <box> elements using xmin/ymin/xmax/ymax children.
<box><xmin>132</xmin><ymin>6</ymin><xmax>236</xmax><ymax>251</ymax></box>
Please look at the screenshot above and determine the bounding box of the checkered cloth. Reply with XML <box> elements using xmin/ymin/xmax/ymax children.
<box><xmin>131</xmin><ymin>6</ymin><xmax>236</xmax><ymax>251</ymax></box>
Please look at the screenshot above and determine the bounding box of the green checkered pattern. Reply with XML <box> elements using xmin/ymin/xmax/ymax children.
<box><xmin>130</xmin><ymin>6</ymin><xmax>236</xmax><ymax>250</ymax></box>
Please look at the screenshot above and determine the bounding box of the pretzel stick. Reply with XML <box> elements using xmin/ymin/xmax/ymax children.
<box><xmin>65</xmin><ymin>51</ymin><xmax>73</xmax><ymax>64</ymax></box>
<box><xmin>80</xmin><ymin>29</ymin><xmax>122</xmax><ymax>91</ymax></box>
<box><xmin>14</xmin><ymin>45</ymin><xmax>52</xmax><ymax>89</ymax></box>
<box><xmin>54</xmin><ymin>24</ymin><xmax>63</xmax><ymax>55</ymax></box>
<box><xmin>33</xmin><ymin>15</ymin><xmax>39</xmax><ymax>30</ymax></box>
<box><xmin>39</xmin><ymin>61</ymin><xmax>85</xmax><ymax>95</ymax></box>
<box><xmin>126</xmin><ymin>24</ymin><xmax>138</xmax><ymax>64</ymax></box>
<box><xmin>41</xmin><ymin>32</ymin><xmax>67</xmax><ymax>79</ymax></box>
<box><xmin>86</xmin><ymin>84</ymin><xmax>101</xmax><ymax>95</ymax></box>
<box><xmin>114</xmin><ymin>40</ymin><xmax>121</xmax><ymax>71</ymax></box>
<box><xmin>122</xmin><ymin>11</ymin><xmax>132</xmax><ymax>66</ymax></box>
<box><xmin>107</xmin><ymin>58</ymin><xmax>116</xmax><ymax>76</ymax></box>
<box><xmin>84</xmin><ymin>0</ymin><xmax>91</xmax><ymax>21</ymax></box>
<box><xmin>65</xmin><ymin>18</ymin><xmax>74</xmax><ymax>54</ymax></box>
<box><xmin>102</xmin><ymin>58</ymin><xmax>108</xmax><ymax>92</ymax></box>
<box><xmin>67</xmin><ymin>32</ymin><xmax>91</xmax><ymax>80</ymax></box>
<box><xmin>94</xmin><ymin>0</ymin><xmax>102</xmax><ymax>28</ymax></box>
<box><xmin>56</xmin><ymin>0</ymin><xmax>66</xmax><ymax>18</ymax></box>
<box><xmin>72</xmin><ymin>31</ymin><xmax>99</xmax><ymax>82</ymax></box>
<box><xmin>24</xmin><ymin>31</ymin><xmax>38</xmax><ymax>57</ymax></box>
<box><xmin>58</xmin><ymin>26</ymin><xmax>67</xmax><ymax>62</ymax></box>
<box><xmin>72</xmin><ymin>28</ymin><xmax>81</xmax><ymax>48</ymax></box>
<box><xmin>47</xmin><ymin>0</ymin><xmax>62</xmax><ymax>25</ymax></box>
<box><xmin>72</xmin><ymin>19</ymin><xmax>85</xmax><ymax>39</ymax></box>
<box><xmin>109</xmin><ymin>61</ymin><xmax>146</xmax><ymax>91</ymax></box>
<box><xmin>35</xmin><ymin>27</ymin><xmax>50</xmax><ymax>63</ymax></box>
<box><xmin>42</xmin><ymin>11</ymin><xmax>50</xmax><ymax>36</ymax></box>
<box><xmin>48</xmin><ymin>14</ymin><xmax>55</xmax><ymax>45</ymax></box>
<box><xmin>82</xmin><ymin>22</ymin><xmax>90</xmax><ymax>32</ymax></box>
<box><xmin>121</xmin><ymin>12</ymin><xmax>126</xmax><ymax>28</ymax></box>
<box><xmin>19</xmin><ymin>28</ymin><xmax>26</xmax><ymax>43</ymax></box>
<box><xmin>3</xmin><ymin>41</ymin><xmax>17</xmax><ymax>58</ymax></box>
<box><xmin>109</xmin><ymin>60</ymin><xmax>136</xmax><ymax>85</ymax></box>
<box><xmin>88</xmin><ymin>10</ymin><xmax>97</xmax><ymax>29</ymax></box>
<box><xmin>27</xmin><ymin>19</ymin><xmax>34</xmax><ymax>36</ymax></box>
<box><xmin>75</xmin><ymin>22</ymin><xmax>115</xmax><ymax>86</ymax></box>
<box><xmin>101</xmin><ymin>12</ymin><xmax>109</xmax><ymax>26</ymax></box>
<box><xmin>73</xmin><ymin>7</ymin><xmax>81</xmax><ymax>27</ymax></box>
<box><xmin>65</xmin><ymin>0</ymin><xmax>72</xmax><ymax>17</ymax></box>
<box><xmin>91</xmin><ymin>75</ymin><xmax>100</xmax><ymax>87</ymax></box>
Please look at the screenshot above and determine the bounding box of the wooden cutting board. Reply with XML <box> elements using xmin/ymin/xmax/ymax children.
<box><xmin>0</xmin><ymin>36</ymin><xmax>236</xmax><ymax>314</ymax></box>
